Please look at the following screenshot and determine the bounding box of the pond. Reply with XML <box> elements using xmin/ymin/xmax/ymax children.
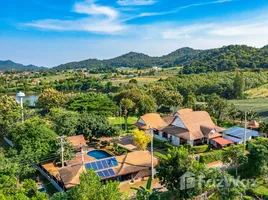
<box><xmin>87</xmin><ymin>150</ymin><xmax>112</xmax><ymax>160</ymax></box>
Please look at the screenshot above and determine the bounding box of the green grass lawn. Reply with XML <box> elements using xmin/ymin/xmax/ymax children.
<box><xmin>229</xmin><ymin>98</ymin><xmax>268</xmax><ymax>120</ymax></box>
<box><xmin>108</xmin><ymin>116</ymin><xmax>138</xmax><ymax>126</ymax></box>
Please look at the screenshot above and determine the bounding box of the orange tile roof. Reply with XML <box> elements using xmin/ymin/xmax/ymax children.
<box><xmin>212</xmin><ymin>137</ymin><xmax>233</xmax><ymax>146</ymax></box>
<box><xmin>67</xmin><ymin>135</ymin><xmax>87</xmax><ymax>148</ymax></box>
<box><xmin>135</xmin><ymin>113</ymin><xmax>170</xmax><ymax>130</ymax></box>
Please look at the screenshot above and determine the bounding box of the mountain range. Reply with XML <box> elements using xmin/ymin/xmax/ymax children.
<box><xmin>2</xmin><ymin>44</ymin><xmax>268</xmax><ymax>74</ymax></box>
<box><xmin>0</xmin><ymin>60</ymin><xmax>45</xmax><ymax>71</ymax></box>
<box><xmin>54</xmin><ymin>45</ymin><xmax>268</xmax><ymax>73</ymax></box>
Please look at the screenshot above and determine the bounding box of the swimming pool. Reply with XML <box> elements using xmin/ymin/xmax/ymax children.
<box><xmin>87</xmin><ymin>150</ymin><xmax>112</xmax><ymax>160</ymax></box>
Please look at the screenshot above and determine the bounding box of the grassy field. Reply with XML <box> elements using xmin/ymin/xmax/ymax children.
<box><xmin>108</xmin><ymin>116</ymin><xmax>138</xmax><ymax>126</ymax></box>
<box><xmin>245</xmin><ymin>83</ymin><xmax>268</xmax><ymax>98</ymax></box>
<box><xmin>229</xmin><ymin>99</ymin><xmax>268</xmax><ymax>120</ymax></box>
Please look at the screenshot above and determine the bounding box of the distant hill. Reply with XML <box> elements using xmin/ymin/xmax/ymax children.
<box><xmin>0</xmin><ymin>60</ymin><xmax>45</xmax><ymax>71</ymax></box>
<box><xmin>53</xmin><ymin>45</ymin><xmax>268</xmax><ymax>73</ymax></box>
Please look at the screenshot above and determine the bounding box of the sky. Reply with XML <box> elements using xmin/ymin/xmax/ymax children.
<box><xmin>1</xmin><ymin>0</ymin><xmax>268</xmax><ymax>67</ymax></box>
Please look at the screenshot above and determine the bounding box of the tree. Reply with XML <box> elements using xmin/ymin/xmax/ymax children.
<box><xmin>77</xmin><ymin>113</ymin><xmax>119</xmax><ymax>142</ymax></box>
<box><xmin>0</xmin><ymin>95</ymin><xmax>20</xmax><ymax>136</ymax></box>
<box><xmin>206</xmin><ymin>94</ymin><xmax>229</xmax><ymax>122</ymax></box>
<box><xmin>68</xmin><ymin>169</ymin><xmax>122</xmax><ymax>200</ymax></box>
<box><xmin>228</xmin><ymin>103</ymin><xmax>239</xmax><ymax>123</ymax></box>
<box><xmin>247</xmin><ymin>138</ymin><xmax>268</xmax><ymax>178</ymax></box>
<box><xmin>129</xmin><ymin>79</ymin><xmax>138</xmax><ymax>85</ymax></box>
<box><xmin>67</xmin><ymin>93</ymin><xmax>118</xmax><ymax>116</ymax></box>
<box><xmin>36</xmin><ymin>88</ymin><xmax>68</xmax><ymax>113</ymax></box>
<box><xmin>133</xmin><ymin>129</ymin><xmax>151</xmax><ymax>151</ymax></box>
<box><xmin>156</xmin><ymin>146</ymin><xmax>207</xmax><ymax>199</ymax></box>
<box><xmin>260</xmin><ymin>121</ymin><xmax>268</xmax><ymax>137</ymax></box>
<box><xmin>233</xmin><ymin>72</ymin><xmax>244</xmax><ymax>99</ymax></box>
<box><xmin>222</xmin><ymin>145</ymin><xmax>247</xmax><ymax>176</ymax></box>
<box><xmin>49</xmin><ymin>108</ymin><xmax>80</xmax><ymax>136</ymax></box>
<box><xmin>183</xmin><ymin>91</ymin><xmax>196</xmax><ymax>109</ymax></box>
<box><xmin>120</xmin><ymin>98</ymin><xmax>135</xmax><ymax>131</ymax></box>
<box><xmin>137</xmin><ymin>95</ymin><xmax>157</xmax><ymax>115</ymax></box>
<box><xmin>10</xmin><ymin>117</ymin><xmax>57</xmax><ymax>174</ymax></box>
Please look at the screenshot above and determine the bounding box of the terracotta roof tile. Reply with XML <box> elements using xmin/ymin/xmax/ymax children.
<box><xmin>67</xmin><ymin>135</ymin><xmax>87</xmax><ymax>148</ymax></box>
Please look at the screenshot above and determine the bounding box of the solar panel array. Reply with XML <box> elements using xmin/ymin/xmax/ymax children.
<box><xmin>96</xmin><ymin>168</ymin><xmax>116</xmax><ymax>179</ymax></box>
<box><xmin>85</xmin><ymin>157</ymin><xmax>118</xmax><ymax>171</ymax></box>
<box><xmin>85</xmin><ymin>157</ymin><xmax>118</xmax><ymax>179</ymax></box>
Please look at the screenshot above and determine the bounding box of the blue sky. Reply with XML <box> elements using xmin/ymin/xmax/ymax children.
<box><xmin>1</xmin><ymin>0</ymin><xmax>268</xmax><ymax>67</ymax></box>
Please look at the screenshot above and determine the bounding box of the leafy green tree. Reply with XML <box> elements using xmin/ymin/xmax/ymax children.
<box><xmin>222</xmin><ymin>145</ymin><xmax>248</xmax><ymax>176</ymax></box>
<box><xmin>49</xmin><ymin>108</ymin><xmax>80</xmax><ymax>136</ymax></box>
<box><xmin>36</xmin><ymin>88</ymin><xmax>68</xmax><ymax>113</ymax></box>
<box><xmin>0</xmin><ymin>95</ymin><xmax>20</xmax><ymax>136</ymax></box>
<box><xmin>228</xmin><ymin>103</ymin><xmax>239</xmax><ymax>123</ymax></box>
<box><xmin>247</xmin><ymin>138</ymin><xmax>268</xmax><ymax>177</ymax></box>
<box><xmin>120</xmin><ymin>98</ymin><xmax>135</xmax><ymax>131</ymax></box>
<box><xmin>68</xmin><ymin>169</ymin><xmax>123</xmax><ymax>200</ymax></box>
<box><xmin>233</xmin><ymin>72</ymin><xmax>244</xmax><ymax>99</ymax></box>
<box><xmin>10</xmin><ymin>117</ymin><xmax>57</xmax><ymax>174</ymax></box>
<box><xmin>183</xmin><ymin>91</ymin><xmax>196</xmax><ymax>109</ymax></box>
<box><xmin>129</xmin><ymin>79</ymin><xmax>138</xmax><ymax>85</ymax></box>
<box><xmin>137</xmin><ymin>95</ymin><xmax>157</xmax><ymax>115</ymax></box>
<box><xmin>156</xmin><ymin>146</ymin><xmax>206</xmax><ymax>199</ymax></box>
<box><xmin>67</xmin><ymin>93</ymin><xmax>118</xmax><ymax>116</ymax></box>
<box><xmin>205</xmin><ymin>94</ymin><xmax>229</xmax><ymax>122</ymax></box>
<box><xmin>260</xmin><ymin>121</ymin><xmax>268</xmax><ymax>137</ymax></box>
<box><xmin>77</xmin><ymin>113</ymin><xmax>119</xmax><ymax>142</ymax></box>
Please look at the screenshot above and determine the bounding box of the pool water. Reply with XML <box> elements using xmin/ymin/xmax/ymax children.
<box><xmin>87</xmin><ymin>150</ymin><xmax>112</xmax><ymax>160</ymax></box>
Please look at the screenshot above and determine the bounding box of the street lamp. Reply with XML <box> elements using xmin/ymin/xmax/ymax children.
<box><xmin>16</xmin><ymin>91</ymin><xmax>25</xmax><ymax>123</ymax></box>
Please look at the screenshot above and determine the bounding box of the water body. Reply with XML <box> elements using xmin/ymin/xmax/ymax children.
<box><xmin>9</xmin><ymin>93</ymin><xmax>39</xmax><ymax>106</ymax></box>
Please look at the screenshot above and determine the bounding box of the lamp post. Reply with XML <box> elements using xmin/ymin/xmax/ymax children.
<box><xmin>149</xmin><ymin>127</ymin><xmax>154</xmax><ymax>180</ymax></box>
<box><xmin>16</xmin><ymin>91</ymin><xmax>25</xmax><ymax>123</ymax></box>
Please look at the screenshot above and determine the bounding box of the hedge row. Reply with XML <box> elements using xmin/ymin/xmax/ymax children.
<box><xmin>192</xmin><ymin>145</ymin><xmax>211</xmax><ymax>153</ymax></box>
<box><xmin>249</xmin><ymin>186</ymin><xmax>268</xmax><ymax>199</ymax></box>
<box><xmin>199</xmin><ymin>150</ymin><xmax>223</xmax><ymax>164</ymax></box>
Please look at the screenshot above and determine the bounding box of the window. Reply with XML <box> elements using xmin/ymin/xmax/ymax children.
<box><xmin>162</xmin><ymin>132</ymin><xmax>168</xmax><ymax>139</ymax></box>
<box><xmin>153</xmin><ymin>130</ymin><xmax>159</xmax><ymax>135</ymax></box>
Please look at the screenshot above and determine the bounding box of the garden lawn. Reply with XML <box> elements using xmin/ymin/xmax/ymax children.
<box><xmin>108</xmin><ymin>116</ymin><xmax>138</xmax><ymax>126</ymax></box>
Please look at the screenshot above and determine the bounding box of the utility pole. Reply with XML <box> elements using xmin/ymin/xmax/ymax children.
<box><xmin>80</xmin><ymin>144</ymin><xmax>86</xmax><ymax>172</ymax></box>
<box><xmin>149</xmin><ymin>127</ymin><xmax>154</xmax><ymax>180</ymax></box>
<box><xmin>119</xmin><ymin>104</ymin><xmax>122</xmax><ymax>135</ymax></box>
<box><xmin>57</xmin><ymin>136</ymin><xmax>67</xmax><ymax>168</ymax></box>
<box><xmin>243</xmin><ymin>111</ymin><xmax>247</xmax><ymax>146</ymax></box>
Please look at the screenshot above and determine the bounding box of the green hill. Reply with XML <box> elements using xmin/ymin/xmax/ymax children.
<box><xmin>245</xmin><ymin>83</ymin><xmax>268</xmax><ymax>99</ymax></box>
<box><xmin>0</xmin><ymin>60</ymin><xmax>45</xmax><ymax>71</ymax></box>
<box><xmin>53</xmin><ymin>45</ymin><xmax>268</xmax><ymax>72</ymax></box>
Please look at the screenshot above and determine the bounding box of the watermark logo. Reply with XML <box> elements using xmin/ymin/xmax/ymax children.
<box><xmin>179</xmin><ymin>171</ymin><xmax>258</xmax><ymax>190</ymax></box>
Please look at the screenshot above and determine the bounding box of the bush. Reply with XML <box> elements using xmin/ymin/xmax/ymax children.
<box><xmin>243</xmin><ymin>196</ymin><xmax>255</xmax><ymax>200</ymax></box>
<box><xmin>192</xmin><ymin>145</ymin><xmax>210</xmax><ymax>153</ymax></box>
<box><xmin>199</xmin><ymin>150</ymin><xmax>223</xmax><ymax>164</ymax></box>
<box><xmin>154</xmin><ymin>152</ymin><xmax>167</xmax><ymax>160</ymax></box>
<box><xmin>250</xmin><ymin>186</ymin><xmax>268</xmax><ymax>199</ymax></box>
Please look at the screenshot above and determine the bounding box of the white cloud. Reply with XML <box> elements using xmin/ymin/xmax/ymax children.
<box><xmin>117</xmin><ymin>0</ymin><xmax>156</xmax><ymax>6</ymax></box>
<box><xmin>24</xmin><ymin>0</ymin><xmax>125</xmax><ymax>34</ymax></box>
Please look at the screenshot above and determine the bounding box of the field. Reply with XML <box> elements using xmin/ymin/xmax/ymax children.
<box><xmin>245</xmin><ymin>83</ymin><xmax>268</xmax><ymax>98</ymax></box>
<box><xmin>229</xmin><ymin>99</ymin><xmax>268</xmax><ymax>120</ymax></box>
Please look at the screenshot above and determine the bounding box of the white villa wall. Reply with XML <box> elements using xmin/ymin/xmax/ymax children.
<box><xmin>153</xmin><ymin>131</ymin><xmax>181</xmax><ymax>146</ymax></box>
<box><xmin>138</xmin><ymin>118</ymin><xmax>146</xmax><ymax>124</ymax></box>
<box><xmin>171</xmin><ymin>117</ymin><xmax>186</xmax><ymax>129</ymax></box>
<box><xmin>171</xmin><ymin>135</ymin><xmax>180</xmax><ymax>146</ymax></box>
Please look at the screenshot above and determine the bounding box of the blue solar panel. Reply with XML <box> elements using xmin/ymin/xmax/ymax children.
<box><xmin>85</xmin><ymin>157</ymin><xmax>119</xmax><ymax>171</ymax></box>
<box><xmin>108</xmin><ymin>168</ymin><xmax>115</xmax><ymax>176</ymax></box>
<box><xmin>91</xmin><ymin>162</ymin><xmax>98</xmax><ymax>170</ymax></box>
<box><xmin>96</xmin><ymin>161</ymin><xmax>103</xmax><ymax>169</ymax></box>
<box><xmin>95</xmin><ymin>168</ymin><xmax>116</xmax><ymax>179</ymax></box>
<box><xmin>101</xmin><ymin>160</ymin><xmax>109</xmax><ymax>168</ymax></box>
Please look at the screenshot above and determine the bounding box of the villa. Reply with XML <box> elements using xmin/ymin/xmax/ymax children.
<box><xmin>42</xmin><ymin>135</ymin><xmax>158</xmax><ymax>190</ymax></box>
<box><xmin>135</xmin><ymin>109</ymin><xmax>228</xmax><ymax>147</ymax></box>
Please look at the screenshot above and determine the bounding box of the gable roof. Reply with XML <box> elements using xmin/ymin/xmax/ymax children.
<box><xmin>134</xmin><ymin>113</ymin><xmax>171</xmax><ymax>130</ymax></box>
<box><xmin>67</xmin><ymin>135</ymin><xmax>87</xmax><ymax>148</ymax></box>
<box><xmin>174</xmin><ymin>108</ymin><xmax>193</xmax><ymax>116</ymax></box>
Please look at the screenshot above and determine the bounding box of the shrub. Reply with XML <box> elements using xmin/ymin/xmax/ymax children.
<box><xmin>243</xmin><ymin>196</ymin><xmax>255</xmax><ymax>200</ymax></box>
<box><xmin>250</xmin><ymin>186</ymin><xmax>268</xmax><ymax>199</ymax></box>
<box><xmin>154</xmin><ymin>152</ymin><xmax>167</xmax><ymax>160</ymax></box>
<box><xmin>192</xmin><ymin>145</ymin><xmax>210</xmax><ymax>153</ymax></box>
<box><xmin>199</xmin><ymin>150</ymin><xmax>223</xmax><ymax>164</ymax></box>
